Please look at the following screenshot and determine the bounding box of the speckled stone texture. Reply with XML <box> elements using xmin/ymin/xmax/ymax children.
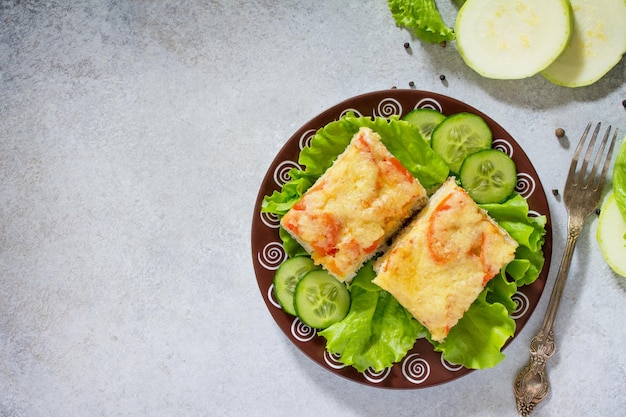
<box><xmin>1</xmin><ymin>1</ymin><xmax>625</xmax><ymax>416</ymax></box>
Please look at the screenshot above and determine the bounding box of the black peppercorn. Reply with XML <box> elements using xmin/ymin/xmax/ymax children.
<box><xmin>552</xmin><ymin>189</ymin><xmax>559</xmax><ymax>196</ymax></box>
<box><xmin>404</xmin><ymin>42</ymin><xmax>410</xmax><ymax>49</ymax></box>
<box><xmin>439</xmin><ymin>74</ymin><xmax>446</xmax><ymax>81</ymax></box>
<box><xmin>595</xmin><ymin>208</ymin><xmax>601</xmax><ymax>215</ymax></box>
<box><xmin>409</xmin><ymin>81</ymin><xmax>415</xmax><ymax>87</ymax></box>
<box><xmin>622</xmin><ymin>99</ymin><xmax>626</xmax><ymax>109</ymax></box>
<box><xmin>555</xmin><ymin>128</ymin><xmax>565</xmax><ymax>138</ymax></box>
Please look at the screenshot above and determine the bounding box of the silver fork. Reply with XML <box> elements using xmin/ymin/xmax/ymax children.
<box><xmin>513</xmin><ymin>122</ymin><xmax>618</xmax><ymax>416</ymax></box>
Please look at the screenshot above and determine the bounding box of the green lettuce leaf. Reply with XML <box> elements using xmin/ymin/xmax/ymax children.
<box><xmin>480</xmin><ymin>194</ymin><xmax>547</xmax><ymax>286</ymax></box>
<box><xmin>485</xmin><ymin>269</ymin><xmax>518</xmax><ymax>314</ymax></box>
<box><xmin>431</xmin><ymin>290</ymin><xmax>516</xmax><ymax>369</ymax></box>
<box><xmin>261</xmin><ymin>169</ymin><xmax>313</xmax><ymax>216</ymax></box>
<box><xmin>319</xmin><ymin>262</ymin><xmax>424</xmax><ymax>372</ymax></box>
<box><xmin>388</xmin><ymin>0</ymin><xmax>455</xmax><ymax>44</ymax></box>
<box><xmin>612</xmin><ymin>136</ymin><xmax>626</xmax><ymax>221</ymax></box>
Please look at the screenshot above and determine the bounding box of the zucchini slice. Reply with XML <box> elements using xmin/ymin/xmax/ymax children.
<box><xmin>597</xmin><ymin>193</ymin><xmax>626</xmax><ymax>277</ymax></box>
<box><xmin>455</xmin><ymin>0</ymin><xmax>573</xmax><ymax>79</ymax></box>
<box><xmin>541</xmin><ymin>0</ymin><xmax>626</xmax><ymax>87</ymax></box>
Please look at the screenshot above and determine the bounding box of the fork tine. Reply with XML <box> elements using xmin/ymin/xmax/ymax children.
<box><xmin>566</xmin><ymin>122</ymin><xmax>593</xmax><ymax>185</ymax></box>
<box><xmin>576</xmin><ymin>122</ymin><xmax>602</xmax><ymax>185</ymax></box>
<box><xmin>585</xmin><ymin>125</ymin><xmax>610</xmax><ymax>188</ymax></box>
<box><xmin>591</xmin><ymin>127</ymin><xmax>618</xmax><ymax>191</ymax></box>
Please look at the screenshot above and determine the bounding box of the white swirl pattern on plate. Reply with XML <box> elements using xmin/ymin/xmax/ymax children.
<box><xmin>324</xmin><ymin>351</ymin><xmax>347</xmax><ymax>370</ymax></box>
<box><xmin>415</xmin><ymin>97</ymin><xmax>443</xmax><ymax>113</ymax></box>
<box><xmin>299</xmin><ymin>129</ymin><xmax>317</xmax><ymax>150</ymax></box>
<box><xmin>402</xmin><ymin>353</ymin><xmax>431</xmax><ymax>384</ymax></box>
<box><xmin>260</xmin><ymin>211</ymin><xmax>281</xmax><ymax>229</ymax></box>
<box><xmin>510</xmin><ymin>291</ymin><xmax>530</xmax><ymax>320</ymax></box>
<box><xmin>441</xmin><ymin>356</ymin><xmax>464</xmax><ymax>372</ymax></box>
<box><xmin>267</xmin><ymin>284</ymin><xmax>281</xmax><ymax>309</ymax></box>
<box><xmin>257</xmin><ymin>242</ymin><xmax>287</xmax><ymax>270</ymax></box>
<box><xmin>273</xmin><ymin>160</ymin><xmax>301</xmax><ymax>187</ymax></box>
<box><xmin>492</xmin><ymin>138</ymin><xmax>514</xmax><ymax>157</ymax></box>
<box><xmin>374</xmin><ymin>98</ymin><xmax>402</xmax><ymax>118</ymax></box>
<box><xmin>515</xmin><ymin>172</ymin><xmax>536</xmax><ymax>199</ymax></box>
<box><xmin>363</xmin><ymin>367</ymin><xmax>392</xmax><ymax>384</ymax></box>
<box><xmin>291</xmin><ymin>318</ymin><xmax>317</xmax><ymax>342</ymax></box>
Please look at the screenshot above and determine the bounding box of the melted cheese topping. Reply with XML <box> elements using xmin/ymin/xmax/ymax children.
<box><xmin>373</xmin><ymin>178</ymin><xmax>518</xmax><ymax>342</ymax></box>
<box><xmin>281</xmin><ymin>127</ymin><xmax>427</xmax><ymax>282</ymax></box>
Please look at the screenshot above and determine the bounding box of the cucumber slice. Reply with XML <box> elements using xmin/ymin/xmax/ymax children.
<box><xmin>596</xmin><ymin>193</ymin><xmax>626</xmax><ymax>277</ymax></box>
<box><xmin>455</xmin><ymin>0</ymin><xmax>573</xmax><ymax>79</ymax></box>
<box><xmin>294</xmin><ymin>270</ymin><xmax>350</xmax><ymax>329</ymax></box>
<box><xmin>273</xmin><ymin>256</ymin><xmax>318</xmax><ymax>316</ymax></box>
<box><xmin>542</xmin><ymin>0</ymin><xmax>626</xmax><ymax>87</ymax></box>
<box><xmin>460</xmin><ymin>149</ymin><xmax>517</xmax><ymax>204</ymax></box>
<box><xmin>402</xmin><ymin>108</ymin><xmax>446</xmax><ymax>143</ymax></box>
<box><xmin>431</xmin><ymin>112</ymin><xmax>493</xmax><ymax>174</ymax></box>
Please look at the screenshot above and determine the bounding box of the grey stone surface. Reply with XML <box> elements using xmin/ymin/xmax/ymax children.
<box><xmin>1</xmin><ymin>1</ymin><xmax>624</xmax><ymax>416</ymax></box>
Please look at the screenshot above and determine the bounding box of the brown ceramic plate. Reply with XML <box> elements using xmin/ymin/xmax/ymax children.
<box><xmin>251</xmin><ymin>90</ymin><xmax>552</xmax><ymax>389</ymax></box>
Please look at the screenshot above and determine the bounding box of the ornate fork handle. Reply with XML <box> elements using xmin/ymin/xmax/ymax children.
<box><xmin>513</xmin><ymin>223</ymin><xmax>581</xmax><ymax>416</ymax></box>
